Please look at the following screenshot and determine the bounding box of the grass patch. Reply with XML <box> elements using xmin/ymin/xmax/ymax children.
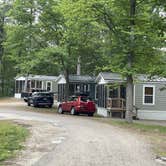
<box><xmin>94</xmin><ymin>118</ymin><xmax>166</xmax><ymax>157</ymax></box>
<box><xmin>0</xmin><ymin>121</ymin><xmax>29</xmax><ymax>163</ymax></box>
<box><xmin>25</xmin><ymin>106</ymin><xmax>58</xmax><ymax>114</ymax></box>
<box><xmin>94</xmin><ymin>118</ymin><xmax>166</xmax><ymax>134</ymax></box>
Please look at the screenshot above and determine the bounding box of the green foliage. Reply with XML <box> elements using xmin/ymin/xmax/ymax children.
<box><xmin>88</xmin><ymin>0</ymin><xmax>165</xmax><ymax>76</ymax></box>
<box><xmin>54</xmin><ymin>0</ymin><xmax>109</xmax><ymax>74</ymax></box>
<box><xmin>0</xmin><ymin>0</ymin><xmax>16</xmax><ymax>96</ymax></box>
<box><xmin>1</xmin><ymin>0</ymin><xmax>165</xmax><ymax>97</ymax></box>
<box><xmin>0</xmin><ymin>121</ymin><xmax>29</xmax><ymax>162</ymax></box>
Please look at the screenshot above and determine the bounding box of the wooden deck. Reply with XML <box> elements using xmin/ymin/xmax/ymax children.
<box><xmin>107</xmin><ymin>98</ymin><xmax>126</xmax><ymax>118</ymax></box>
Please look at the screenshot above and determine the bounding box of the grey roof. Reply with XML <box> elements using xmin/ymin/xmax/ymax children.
<box><xmin>15</xmin><ymin>75</ymin><xmax>58</xmax><ymax>81</ymax></box>
<box><xmin>69</xmin><ymin>75</ymin><xmax>96</xmax><ymax>83</ymax></box>
<box><xmin>136</xmin><ymin>74</ymin><xmax>166</xmax><ymax>83</ymax></box>
<box><xmin>56</xmin><ymin>74</ymin><xmax>96</xmax><ymax>83</ymax></box>
<box><xmin>96</xmin><ymin>72</ymin><xmax>125</xmax><ymax>83</ymax></box>
<box><xmin>100</xmin><ymin>72</ymin><xmax>124</xmax><ymax>81</ymax></box>
<box><xmin>97</xmin><ymin>72</ymin><xmax>166</xmax><ymax>83</ymax></box>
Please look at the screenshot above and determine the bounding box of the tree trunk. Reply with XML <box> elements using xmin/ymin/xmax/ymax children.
<box><xmin>125</xmin><ymin>0</ymin><xmax>136</xmax><ymax>123</ymax></box>
<box><xmin>64</xmin><ymin>69</ymin><xmax>69</xmax><ymax>100</ymax></box>
<box><xmin>0</xmin><ymin>11</ymin><xmax>5</xmax><ymax>96</ymax></box>
<box><xmin>125</xmin><ymin>75</ymin><xmax>133</xmax><ymax>123</ymax></box>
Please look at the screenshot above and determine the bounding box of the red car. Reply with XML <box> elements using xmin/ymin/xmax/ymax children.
<box><xmin>58</xmin><ymin>95</ymin><xmax>96</xmax><ymax>116</ymax></box>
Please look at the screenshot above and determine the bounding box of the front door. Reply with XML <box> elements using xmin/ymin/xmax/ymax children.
<box><xmin>120</xmin><ymin>85</ymin><xmax>126</xmax><ymax>99</ymax></box>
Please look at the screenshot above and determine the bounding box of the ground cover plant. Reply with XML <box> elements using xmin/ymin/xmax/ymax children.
<box><xmin>0</xmin><ymin>121</ymin><xmax>29</xmax><ymax>162</ymax></box>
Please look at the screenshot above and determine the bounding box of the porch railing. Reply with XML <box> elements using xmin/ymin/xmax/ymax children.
<box><xmin>107</xmin><ymin>98</ymin><xmax>126</xmax><ymax>111</ymax></box>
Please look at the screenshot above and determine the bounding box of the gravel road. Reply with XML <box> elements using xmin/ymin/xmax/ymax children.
<box><xmin>0</xmin><ymin>101</ymin><xmax>163</xmax><ymax>166</ymax></box>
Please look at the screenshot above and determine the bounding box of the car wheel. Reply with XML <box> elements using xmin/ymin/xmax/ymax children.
<box><xmin>48</xmin><ymin>105</ymin><xmax>53</xmax><ymax>108</ymax></box>
<box><xmin>58</xmin><ymin>107</ymin><xmax>63</xmax><ymax>114</ymax></box>
<box><xmin>88</xmin><ymin>113</ymin><xmax>94</xmax><ymax>117</ymax></box>
<box><xmin>34</xmin><ymin>103</ymin><xmax>38</xmax><ymax>107</ymax></box>
<box><xmin>27</xmin><ymin>101</ymin><xmax>31</xmax><ymax>106</ymax></box>
<box><xmin>71</xmin><ymin>107</ymin><xmax>76</xmax><ymax>115</ymax></box>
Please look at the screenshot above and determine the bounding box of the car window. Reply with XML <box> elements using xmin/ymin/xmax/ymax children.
<box><xmin>33</xmin><ymin>93</ymin><xmax>53</xmax><ymax>97</ymax></box>
<box><xmin>41</xmin><ymin>93</ymin><xmax>53</xmax><ymax>97</ymax></box>
<box><xmin>32</xmin><ymin>93</ymin><xmax>37</xmax><ymax>97</ymax></box>
<box><xmin>80</xmin><ymin>96</ymin><xmax>92</xmax><ymax>102</ymax></box>
<box><xmin>68</xmin><ymin>96</ymin><xmax>77</xmax><ymax>101</ymax></box>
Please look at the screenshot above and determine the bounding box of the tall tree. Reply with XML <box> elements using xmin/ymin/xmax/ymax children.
<box><xmin>0</xmin><ymin>0</ymin><xmax>14</xmax><ymax>96</ymax></box>
<box><xmin>6</xmin><ymin>0</ymin><xmax>43</xmax><ymax>73</ymax></box>
<box><xmin>66</xmin><ymin>0</ymin><xmax>165</xmax><ymax>122</ymax></box>
<box><xmin>33</xmin><ymin>0</ymin><xmax>108</xmax><ymax>99</ymax></box>
<box><xmin>93</xmin><ymin>0</ymin><xmax>165</xmax><ymax>122</ymax></box>
<box><xmin>59</xmin><ymin>0</ymin><xmax>110</xmax><ymax>97</ymax></box>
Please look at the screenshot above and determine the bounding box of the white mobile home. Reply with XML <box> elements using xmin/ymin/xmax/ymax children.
<box><xmin>96</xmin><ymin>72</ymin><xmax>166</xmax><ymax>120</ymax></box>
<box><xmin>15</xmin><ymin>75</ymin><xmax>58</xmax><ymax>99</ymax></box>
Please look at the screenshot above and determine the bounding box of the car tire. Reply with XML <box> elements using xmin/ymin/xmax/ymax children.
<box><xmin>58</xmin><ymin>107</ymin><xmax>63</xmax><ymax>114</ymax></box>
<box><xmin>71</xmin><ymin>107</ymin><xmax>76</xmax><ymax>115</ymax></box>
<box><xmin>88</xmin><ymin>113</ymin><xmax>94</xmax><ymax>117</ymax></box>
<box><xmin>48</xmin><ymin>105</ymin><xmax>52</xmax><ymax>108</ymax></box>
<box><xmin>34</xmin><ymin>103</ymin><xmax>38</xmax><ymax>107</ymax></box>
<box><xmin>27</xmin><ymin>101</ymin><xmax>31</xmax><ymax>106</ymax></box>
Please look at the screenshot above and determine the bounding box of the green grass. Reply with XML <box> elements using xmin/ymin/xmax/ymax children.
<box><xmin>94</xmin><ymin>118</ymin><xmax>166</xmax><ymax>134</ymax></box>
<box><xmin>0</xmin><ymin>121</ymin><xmax>29</xmax><ymax>162</ymax></box>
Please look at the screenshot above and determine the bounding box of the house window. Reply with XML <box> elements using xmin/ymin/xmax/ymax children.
<box><xmin>36</xmin><ymin>81</ymin><xmax>42</xmax><ymax>89</ymax></box>
<box><xmin>143</xmin><ymin>85</ymin><xmax>155</xmax><ymax>105</ymax></box>
<box><xmin>83</xmin><ymin>84</ymin><xmax>90</xmax><ymax>92</ymax></box>
<box><xmin>84</xmin><ymin>85</ymin><xmax>87</xmax><ymax>92</ymax></box>
<box><xmin>75</xmin><ymin>84</ymin><xmax>80</xmax><ymax>92</ymax></box>
<box><xmin>108</xmin><ymin>87</ymin><xmax>118</xmax><ymax>98</ymax></box>
<box><xmin>46</xmin><ymin>81</ymin><xmax>52</xmax><ymax>91</ymax></box>
<box><xmin>31</xmin><ymin>80</ymin><xmax>35</xmax><ymax>89</ymax></box>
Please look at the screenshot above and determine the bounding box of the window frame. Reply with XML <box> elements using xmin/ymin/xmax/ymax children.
<box><xmin>143</xmin><ymin>85</ymin><xmax>155</xmax><ymax>105</ymax></box>
<box><xmin>36</xmin><ymin>80</ymin><xmax>42</xmax><ymax>89</ymax></box>
<box><xmin>46</xmin><ymin>81</ymin><xmax>52</xmax><ymax>92</ymax></box>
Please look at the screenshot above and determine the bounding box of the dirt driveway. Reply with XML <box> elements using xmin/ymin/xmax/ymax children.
<box><xmin>0</xmin><ymin>99</ymin><xmax>164</xmax><ymax>166</ymax></box>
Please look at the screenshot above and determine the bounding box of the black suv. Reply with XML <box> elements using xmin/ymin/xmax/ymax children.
<box><xmin>27</xmin><ymin>92</ymin><xmax>54</xmax><ymax>108</ymax></box>
<box><xmin>23</xmin><ymin>89</ymin><xmax>47</xmax><ymax>102</ymax></box>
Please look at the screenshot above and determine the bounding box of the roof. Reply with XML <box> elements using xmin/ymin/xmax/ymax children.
<box><xmin>136</xmin><ymin>74</ymin><xmax>166</xmax><ymax>83</ymax></box>
<box><xmin>56</xmin><ymin>74</ymin><xmax>96</xmax><ymax>84</ymax></box>
<box><xmin>15</xmin><ymin>75</ymin><xmax>58</xmax><ymax>81</ymax></box>
<box><xmin>96</xmin><ymin>72</ymin><xmax>166</xmax><ymax>84</ymax></box>
<box><xmin>69</xmin><ymin>75</ymin><xmax>96</xmax><ymax>83</ymax></box>
<box><xmin>96</xmin><ymin>72</ymin><xmax>125</xmax><ymax>84</ymax></box>
<box><xmin>100</xmin><ymin>72</ymin><xmax>124</xmax><ymax>81</ymax></box>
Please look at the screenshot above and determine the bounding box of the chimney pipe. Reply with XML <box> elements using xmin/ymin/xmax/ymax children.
<box><xmin>77</xmin><ymin>56</ymin><xmax>81</xmax><ymax>75</ymax></box>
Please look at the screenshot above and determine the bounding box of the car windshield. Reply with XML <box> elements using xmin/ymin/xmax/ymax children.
<box><xmin>80</xmin><ymin>96</ymin><xmax>92</xmax><ymax>102</ymax></box>
<box><xmin>33</xmin><ymin>93</ymin><xmax>53</xmax><ymax>97</ymax></box>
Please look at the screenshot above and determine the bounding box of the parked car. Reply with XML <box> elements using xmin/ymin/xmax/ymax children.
<box><xmin>27</xmin><ymin>92</ymin><xmax>54</xmax><ymax>108</ymax></box>
<box><xmin>58</xmin><ymin>95</ymin><xmax>97</xmax><ymax>116</ymax></box>
<box><xmin>23</xmin><ymin>89</ymin><xmax>47</xmax><ymax>102</ymax></box>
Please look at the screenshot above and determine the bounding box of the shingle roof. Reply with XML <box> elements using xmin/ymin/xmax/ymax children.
<box><xmin>56</xmin><ymin>74</ymin><xmax>96</xmax><ymax>84</ymax></box>
<box><xmin>97</xmin><ymin>72</ymin><xmax>166</xmax><ymax>83</ymax></box>
<box><xmin>136</xmin><ymin>74</ymin><xmax>166</xmax><ymax>82</ymax></box>
<box><xmin>15</xmin><ymin>75</ymin><xmax>58</xmax><ymax>81</ymax></box>
<box><xmin>100</xmin><ymin>72</ymin><xmax>124</xmax><ymax>81</ymax></box>
<box><xmin>69</xmin><ymin>75</ymin><xmax>96</xmax><ymax>83</ymax></box>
